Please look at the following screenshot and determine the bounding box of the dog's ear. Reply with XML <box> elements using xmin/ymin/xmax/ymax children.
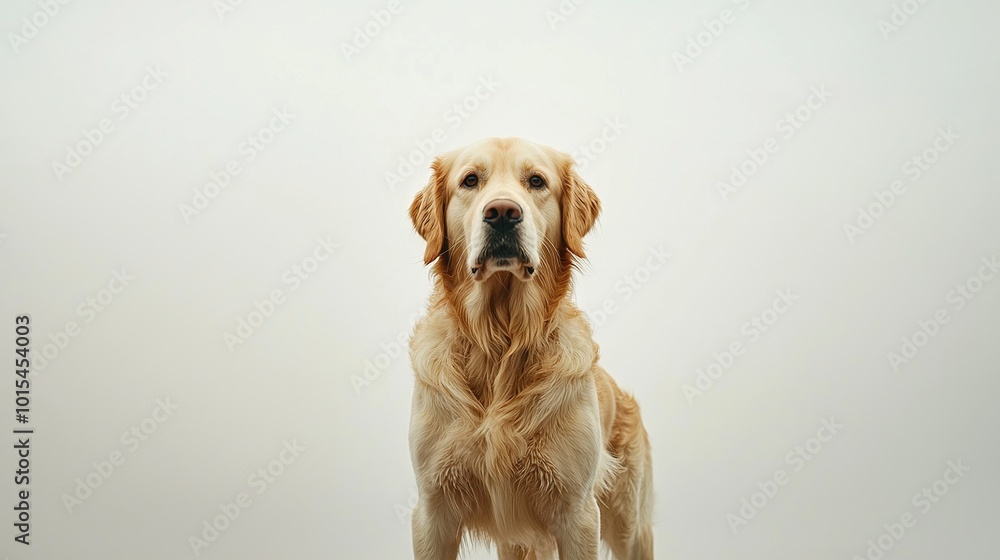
<box><xmin>561</xmin><ymin>160</ymin><xmax>601</xmax><ymax>259</ymax></box>
<box><xmin>409</xmin><ymin>158</ymin><xmax>449</xmax><ymax>265</ymax></box>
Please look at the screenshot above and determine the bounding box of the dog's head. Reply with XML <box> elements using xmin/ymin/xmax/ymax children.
<box><xmin>409</xmin><ymin>137</ymin><xmax>600</xmax><ymax>283</ymax></box>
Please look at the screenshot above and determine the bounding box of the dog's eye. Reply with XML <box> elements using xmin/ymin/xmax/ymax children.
<box><xmin>461</xmin><ymin>173</ymin><xmax>479</xmax><ymax>189</ymax></box>
<box><xmin>528</xmin><ymin>175</ymin><xmax>546</xmax><ymax>189</ymax></box>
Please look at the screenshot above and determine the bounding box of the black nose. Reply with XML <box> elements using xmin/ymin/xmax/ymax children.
<box><xmin>483</xmin><ymin>199</ymin><xmax>522</xmax><ymax>230</ymax></box>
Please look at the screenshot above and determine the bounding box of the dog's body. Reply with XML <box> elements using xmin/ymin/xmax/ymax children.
<box><xmin>408</xmin><ymin>138</ymin><xmax>653</xmax><ymax>559</ymax></box>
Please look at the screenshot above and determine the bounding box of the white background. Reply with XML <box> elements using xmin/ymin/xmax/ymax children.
<box><xmin>1</xmin><ymin>0</ymin><xmax>999</xmax><ymax>559</ymax></box>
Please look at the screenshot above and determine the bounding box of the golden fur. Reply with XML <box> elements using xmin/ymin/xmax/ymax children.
<box><xmin>408</xmin><ymin>138</ymin><xmax>653</xmax><ymax>559</ymax></box>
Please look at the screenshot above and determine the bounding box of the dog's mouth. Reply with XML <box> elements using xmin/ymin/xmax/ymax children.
<box><xmin>471</xmin><ymin>239</ymin><xmax>535</xmax><ymax>282</ymax></box>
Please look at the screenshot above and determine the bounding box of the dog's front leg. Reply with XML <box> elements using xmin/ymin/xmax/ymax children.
<box><xmin>554</xmin><ymin>495</ymin><xmax>600</xmax><ymax>560</ymax></box>
<box><xmin>411</xmin><ymin>498</ymin><xmax>462</xmax><ymax>560</ymax></box>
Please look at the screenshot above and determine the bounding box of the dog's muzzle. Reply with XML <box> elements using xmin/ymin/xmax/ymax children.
<box><xmin>471</xmin><ymin>198</ymin><xmax>535</xmax><ymax>281</ymax></box>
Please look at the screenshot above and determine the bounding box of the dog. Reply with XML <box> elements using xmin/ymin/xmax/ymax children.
<box><xmin>407</xmin><ymin>137</ymin><xmax>653</xmax><ymax>559</ymax></box>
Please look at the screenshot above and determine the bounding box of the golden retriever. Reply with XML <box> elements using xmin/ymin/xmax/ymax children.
<box><xmin>407</xmin><ymin>137</ymin><xmax>653</xmax><ymax>559</ymax></box>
